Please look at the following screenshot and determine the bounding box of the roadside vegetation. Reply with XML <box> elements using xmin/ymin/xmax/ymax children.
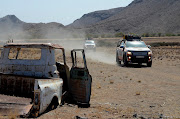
<box><xmin>149</xmin><ymin>42</ymin><xmax>180</xmax><ymax>47</ymax></box>
<box><xmin>85</xmin><ymin>32</ymin><xmax>180</xmax><ymax>39</ymax></box>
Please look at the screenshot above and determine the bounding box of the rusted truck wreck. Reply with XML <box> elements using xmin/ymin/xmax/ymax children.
<box><xmin>0</xmin><ymin>43</ymin><xmax>92</xmax><ymax>117</ymax></box>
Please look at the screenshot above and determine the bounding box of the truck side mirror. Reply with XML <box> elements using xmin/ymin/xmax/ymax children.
<box><xmin>120</xmin><ymin>45</ymin><xmax>124</xmax><ymax>48</ymax></box>
<box><xmin>147</xmin><ymin>45</ymin><xmax>151</xmax><ymax>48</ymax></box>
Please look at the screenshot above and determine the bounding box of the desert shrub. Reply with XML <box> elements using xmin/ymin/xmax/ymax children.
<box><xmin>115</xmin><ymin>32</ymin><xmax>124</xmax><ymax>37</ymax></box>
<box><xmin>106</xmin><ymin>34</ymin><xmax>114</xmax><ymax>38</ymax></box>
<box><xmin>150</xmin><ymin>42</ymin><xmax>180</xmax><ymax>47</ymax></box>
<box><xmin>101</xmin><ymin>34</ymin><xmax>106</xmax><ymax>38</ymax></box>
<box><xmin>165</xmin><ymin>33</ymin><xmax>176</xmax><ymax>36</ymax></box>
<box><xmin>142</xmin><ymin>33</ymin><xmax>150</xmax><ymax>37</ymax></box>
<box><xmin>150</xmin><ymin>33</ymin><xmax>156</xmax><ymax>37</ymax></box>
<box><xmin>158</xmin><ymin>33</ymin><xmax>162</xmax><ymax>37</ymax></box>
<box><xmin>86</xmin><ymin>34</ymin><xmax>93</xmax><ymax>39</ymax></box>
<box><xmin>93</xmin><ymin>34</ymin><xmax>99</xmax><ymax>38</ymax></box>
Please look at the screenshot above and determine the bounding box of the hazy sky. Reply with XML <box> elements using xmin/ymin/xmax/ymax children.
<box><xmin>0</xmin><ymin>0</ymin><xmax>133</xmax><ymax>25</ymax></box>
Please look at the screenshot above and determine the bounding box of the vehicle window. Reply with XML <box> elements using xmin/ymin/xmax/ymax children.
<box><xmin>120</xmin><ymin>42</ymin><xmax>124</xmax><ymax>46</ymax></box>
<box><xmin>55</xmin><ymin>49</ymin><xmax>65</xmax><ymax>64</ymax></box>
<box><xmin>8</xmin><ymin>48</ymin><xmax>41</xmax><ymax>60</ymax></box>
<box><xmin>85</xmin><ymin>41</ymin><xmax>95</xmax><ymax>44</ymax></box>
<box><xmin>126</xmin><ymin>41</ymin><xmax>147</xmax><ymax>48</ymax></box>
<box><xmin>73</xmin><ymin>51</ymin><xmax>85</xmax><ymax>68</ymax></box>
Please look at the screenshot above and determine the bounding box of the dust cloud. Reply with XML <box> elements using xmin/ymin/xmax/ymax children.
<box><xmin>46</xmin><ymin>38</ymin><xmax>115</xmax><ymax>65</ymax></box>
<box><xmin>50</xmin><ymin>37</ymin><xmax>116</xmax><ymax>65</ymax></box>
<box><xmin>86</xmin><ymin>51</ymin><xmax>116</xmax><ymax>65</ymax></box>
<box><xmin>0</xmin><ymin>22</ymin><xmax>115</xmax><ymax>65</ymax></box>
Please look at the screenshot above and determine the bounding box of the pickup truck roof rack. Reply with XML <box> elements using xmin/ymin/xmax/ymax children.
<box><xmin>123</xmin><ymin>35</ymin><xmax>142</xmax><ymax>41</ymax></box>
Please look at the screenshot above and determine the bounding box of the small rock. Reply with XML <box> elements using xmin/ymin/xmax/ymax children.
<box><xmin>149</xmin><ymin>105</ymin><xmax>155</xmax><ymax>108</ymax></box>
<box><xmin>75</xmin><ymin>116</ymin><xmax>88</xmax><ymax>119</ymax></box>
<box><xmin>133</xmin><ymin>114</ymin><xmax>137</xmax><ymax>118</ymax></box>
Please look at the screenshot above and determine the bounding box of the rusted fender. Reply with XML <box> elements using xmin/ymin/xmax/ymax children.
<box><xmin>34</xmin><ymin>78</ymin><xmax>63</xmax><ymax>114</ymax></box>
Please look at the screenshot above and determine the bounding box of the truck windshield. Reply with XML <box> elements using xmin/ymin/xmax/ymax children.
<box><xmin>85</xmin><ymin>41</ymin><xmax>95</xmax><ymax>44</ymax></box>
<box><xmin>126</xmin><ymin>41</ymin><xmax>147</xmax><ymax>48</ymax></box>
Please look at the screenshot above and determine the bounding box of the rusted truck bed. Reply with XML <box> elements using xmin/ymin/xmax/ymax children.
<box><xmin>0</xmin><ymin>94</ymin><xmax>32</xmax><ymax>116</ymax></box>
<box><xmin>0</xmin><ymin>74</ymin><xmax>35</xmax><ymax>116</ymax></box>
<box><xmin>0</xmin><ymin>74</ymin><xmax>35</xmax><ymax>98</ymax></box>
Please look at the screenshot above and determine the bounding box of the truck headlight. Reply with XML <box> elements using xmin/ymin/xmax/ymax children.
<box><xmin>148</xmin><ymin>51</ymin><xmax>152</xmax><ymax>56</ymax></box>
<box><xmin>127</xmin><ymin>52</ymin><xmax>132</xmax><ymax>56</ymax></box>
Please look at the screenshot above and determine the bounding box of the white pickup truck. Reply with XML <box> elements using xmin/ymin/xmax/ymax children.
<box><xmin>0</xmin><ymin>43</ymin><xmax>92</xmax><ymax>117</ymax></box>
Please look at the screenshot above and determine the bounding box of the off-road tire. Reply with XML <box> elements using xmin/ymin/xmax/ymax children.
<box><xmin>123</xmin><ymin>56</ymin><xmax>128</xmax><ymax>66</ymax></box>
<box><xmin>147</xmin><ymin>61</ymin><xmax>152</xmax><ymax>67</ymax></box>
<box><xmin>116</xmin><ymin>53</ymin><xmax>121</xmax><ymax>65</ymax></box>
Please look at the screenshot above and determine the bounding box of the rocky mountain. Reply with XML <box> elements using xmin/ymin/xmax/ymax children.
<box><xmin>71</xmin><ymin>0</ymin><xmax>180</xmax><ymax>34</ymax></box>
<box><xmin>1</xmin><ymin>0</ymin><xmax>180</xmax><ymax>39</ymax></box>
<box><xmin>0</xmin><ymin>15</ymin><xmax>24</xmax><ymax>24</ymax></box>
<box><xmin>0</xmin><ymin>15</ymin><xmax>66</xmax><ymax>39</ymax></box>
<box><xmin>68</xmin><ymin>7</ymin><xmax>123</xmax><ymax>28</ymax></box>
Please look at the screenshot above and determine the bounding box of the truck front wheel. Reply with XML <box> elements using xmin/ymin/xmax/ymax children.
<box><xmin>116</xmin><ymin>53</ymin><xmax>121</xmax><ymax>65</ymax></box>
<box><xmin>123</xmin><ymin>56</ymin><xmax>128</xmax><ymax>66</ymax></box>
<box><xmin>147</xmin><ymin>61</ymin><xmax>152</xmax><ymax>67</ymax></box>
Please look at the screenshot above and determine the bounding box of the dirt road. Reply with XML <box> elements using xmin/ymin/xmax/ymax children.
<box><xmin>38</xmin><ymin>37</ymin><xmax>180</xmax><ymax>119</ymax></box>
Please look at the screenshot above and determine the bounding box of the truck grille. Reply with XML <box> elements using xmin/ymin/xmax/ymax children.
<box><xmin>132</xmin><ymin>51</ymin><xmax>147</xmax><ymax>56</ymax></box>
<box><xmin>86</xmin><ymin>45</ymin><xmax>94</xmax><ymax>48</ymax></box>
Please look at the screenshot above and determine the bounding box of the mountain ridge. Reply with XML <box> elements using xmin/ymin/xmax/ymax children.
<box><xmin>68</xmin><ymin>7</ymin><xmax>124</xmax><ymax>28</ymax></box>
<box><xmin>0</xmin><ymin>0</ymin><xmax>180</xmax><ymax>40</ymax></box>
<box><xmin>71</xmin><ymin>0</ymin><xmax>180</xmax><ymax>34</ymax></box>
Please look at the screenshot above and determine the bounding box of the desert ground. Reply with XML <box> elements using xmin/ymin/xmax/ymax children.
<box><xmin>1</xmin><ymin>37</ymin><xmax>180</xmax><ymax>119</ymax></box>
<box><xmin>38</xmin><ymin>37</ymin><xmax>180</xmax><ymax>119</ymax></box>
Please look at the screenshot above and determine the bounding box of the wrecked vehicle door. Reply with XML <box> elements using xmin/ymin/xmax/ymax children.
<box><xmin>69</xmin><ymin>49</ymin><xmax>92</xmax><ymax>107</ymax></box>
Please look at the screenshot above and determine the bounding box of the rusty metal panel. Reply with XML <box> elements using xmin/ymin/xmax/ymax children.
<box><xmin>70</xmin><ymin>49</ymin><xmax>92</xmax><ymax>104</ymax></box>
<box><xmin>0</xmin><ymin>94</ymin><xmax>32</xmax><ymax>116</ymax></box>
<box><xmin>0</xmin><ymin>47</ymin><xmax>59</xmax><ymax>78</ymax></box>
<box><xmin>34</xmin><ymin>78</ymin><xmax>63</xmax><ymax>114</ymax></box>
<box><xmin>0</xmin><ymin>74</ymin><xmax>35</xmax><ymax>98</ymax></box>
<box><xmin>70</xmin><ymin>69</ymin><xmax>92</xmax><ymax>104</ymax></box>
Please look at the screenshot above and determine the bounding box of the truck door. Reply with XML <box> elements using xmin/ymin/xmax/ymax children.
<box><xmin>119</xmin><ymin>41</ymin><xmax>125</xmax><ymax>60</ymax></box>
<box><xmin>69</xmin><ymin>49</ymin><xmax>92</xmax><ymax>107</ymax></box>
